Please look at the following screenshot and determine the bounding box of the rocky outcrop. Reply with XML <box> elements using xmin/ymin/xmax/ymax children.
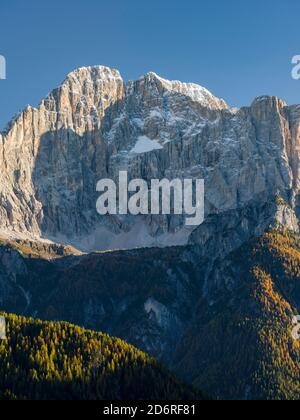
<box><xmin>190</xmin><ymin>196</ymin><xmax>299</xmax><ymax>259</ymax></box>
<box><xmin>0</xmin><ymin>66</ymin><xmax>299</xmax><ymax>251</ymax></box>
<box><xmin>0</xmin><ymin>245</ymin><xmax>29</xmax><ymax>312</ymax></box>
<box><xmin>274</xmin><ymin>203</ymin><xmax>299</xmax><ymax>232</ymax></box>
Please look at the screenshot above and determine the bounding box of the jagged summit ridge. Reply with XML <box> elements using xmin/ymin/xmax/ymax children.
<box><xmin>64</xmin><ymin>65</ymin><xmax>122</xmax><ymax>82</ymax></box>
<box><xmin>1</xmin><ymin>65</ymin><xmax>288</xmax><ymax>138</ymax></box>
<box><xmin>0</xmin><ymin>65</ymin><xmax>299</xmax><ymax>251</ymax></box>
<box><xmin>137</xmin><ymin>71</ymin><xmax>228</xmax><ymax>110</ymax></box>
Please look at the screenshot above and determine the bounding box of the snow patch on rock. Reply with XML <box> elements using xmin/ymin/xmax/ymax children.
<box><xmin>131</xmin><ymin>136</ymin><xmax>163</xmax><ymax>154</ymax></box>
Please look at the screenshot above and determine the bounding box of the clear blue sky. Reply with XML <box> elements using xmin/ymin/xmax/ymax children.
<box><xmin>0</xmin><ymin>0</ymin><xmax>299</xmax><ymax>128</ymax></box>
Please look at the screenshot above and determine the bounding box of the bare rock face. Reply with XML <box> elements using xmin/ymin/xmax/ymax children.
<box><xmin>0</xmin><ymin>66</ymin><xmax>299</xmax><ymax>251</ymax></box>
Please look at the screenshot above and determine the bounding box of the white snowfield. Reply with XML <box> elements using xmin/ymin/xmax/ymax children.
<box><xmin>131</xmin><ymin>136</ymin><xmax>163</xmax><ymax>154</ymax></box>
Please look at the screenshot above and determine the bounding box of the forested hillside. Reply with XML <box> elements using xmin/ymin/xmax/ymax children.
<box><xmin>2</xmin><ymin>231</ymin><xmax>300</xmax><ymax>400</ymax></box>
<box><xmin>174</xmin><ymin>231</ymin><xmax>300</xmax><ymax>400</ymax></box>
<box><xmin>0</xmin><ymin>313</ymin><xmax>202</xmax><ymax>400</ymax></box>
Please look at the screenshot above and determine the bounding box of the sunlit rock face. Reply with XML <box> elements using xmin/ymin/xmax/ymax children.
<box><xmin>0</xmin><ymin>66</ymin><xmax>299</xmax><ymax>251</ymax></box>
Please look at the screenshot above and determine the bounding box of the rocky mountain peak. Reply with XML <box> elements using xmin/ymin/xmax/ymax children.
<box><xmin>63</xmin><ymin>65</ymin><xmax>123</xmax><ymax>83</ymax></box>
<box><xmin>0</xmin><ymin>65</ymin><xmax>299</xmax><ymax>252</ymax></box>
<box><xmin>134</xmin><ymin>70</ymin><xmax>228</xmax><ymax>110</ymax></box>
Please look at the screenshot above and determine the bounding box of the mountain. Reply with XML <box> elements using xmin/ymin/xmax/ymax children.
<box><xmin>0</xmin><ymin>313</ymin><xmax>202</xmax><ymax>400</ymax></box>
<box><xmin>1</xmin><ymin>66</ymin><xmax>300</xmax><ymax>400</ymax></box>
<box><xmin>0</xmin><ymin>66</ymin><xmax>299</xmax><ymax>251</ymax></box>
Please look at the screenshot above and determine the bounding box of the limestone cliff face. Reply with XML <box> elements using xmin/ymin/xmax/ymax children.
<box><xmin>0</xmin><ymin>66</ymin><xmax>299</xmax><ymax>250</ymax></box>
<box><xmin>0</xmin><ymin>66</ymin><xmax>124</xmax><ymax>243</ymax></box>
